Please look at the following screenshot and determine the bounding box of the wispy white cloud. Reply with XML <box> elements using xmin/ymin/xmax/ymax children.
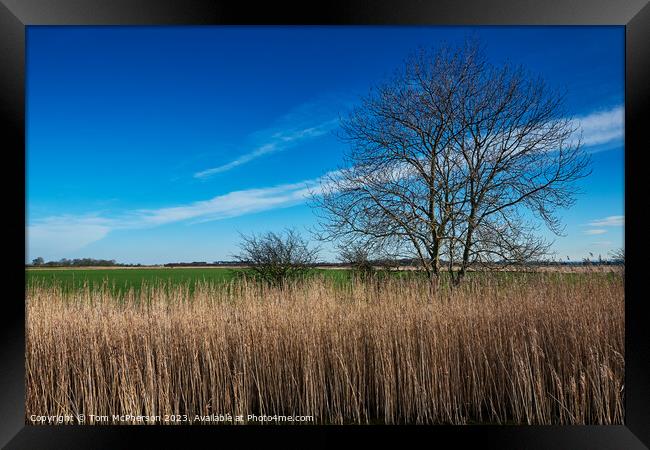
<box><xmin>194</xmin><ymin>98</ymin><xmax>344</xmax><ymax>179</ymax></box>
<box><xmin>588</xmin><ymin>215</ymin><xmax>624</xmax><ymax>227</ymax></box>
<box><xmin>578</xmin><ymin>215</ymin><xmax>624</xmax><ymax>240</ymax></box>
<box><xmin>573</xmin><ymin>105</ymin><xmax>623</xmax><ymax>150</ymax></box>
<box><xmin>133</xmin><ymin>177</ymin><xmax>324</xmax><ymax>226</ymax></box>
<box><xmin>584</xmin><ymin>229</ymin><xmax>607</xmax><ymax>235</ymax></box>
<box><xmin>194</xmin><ymin>143</ymin><xmax>277</xmax><ymax>178</ymax></box>
<box><xmin>27</xmin><ymin>172</ymin><xmax>340</xmax><ymax>257</ymax></box>
<box><xmin>194</xmin><ymin>122</ymin><xmax>336</xmax><ymax>178</ymax></box>
<box><xmin>27</xmin><ymin>215</ymin><xmax>115</xmax><ymax>256</ymax></box>
<box><xmin>510</xmin><ymin>105</ymin><xmax>623</xmax><ymax>155</ymax></box>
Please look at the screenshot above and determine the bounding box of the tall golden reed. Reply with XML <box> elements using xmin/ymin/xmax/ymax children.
<box><xmin>26</xmin><ymin>273</ymin><xmax>624</xmax><ymax>425</ymax></box>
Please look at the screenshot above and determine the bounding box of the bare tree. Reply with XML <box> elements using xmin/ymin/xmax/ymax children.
<box><xmin>233</xmin><ymin>229</ymin><xmax>320</xmax><ymax>285</ymax></box>
<box><xmin>313</xmin><ymin>40</ymin><xmax>590</xmax><ymax>292</ymax></box>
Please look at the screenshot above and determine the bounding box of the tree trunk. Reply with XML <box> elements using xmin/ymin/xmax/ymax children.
<box><xmin>427</xmin><ymin>254</ymin><xmax>441</xmax><ymax>301</ymax></box>
<box><xmin>452</xmin><ymin>269</ymin><xmax>466</xmax><ymax>287</ymax></box>
<box><xmin>455</xmin><ymin>206</ymin><xmax>476</xmax><ymax>287</ymax></box>
<box><xmin>428</xmin><ymin>153</ymin><xmax>440</xmax><ymax>301</ymax></box>
<box><xmin>455</xmin><ymin>246</ymin><xmax>470</xmax><ymax>287</ymax></box>
<box><xmin>428</xmin><ymin>270</ymin><xmax>440</xmax><ymax>301</ymax></box>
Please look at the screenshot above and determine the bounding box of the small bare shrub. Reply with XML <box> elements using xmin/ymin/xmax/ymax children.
<box><xmin>233</xmin><ymin>228</ymin><xmax>319</xmax><ymax>285</ymax></box>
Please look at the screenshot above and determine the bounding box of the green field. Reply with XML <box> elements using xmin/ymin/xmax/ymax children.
<box><xmin>27</xmin><ymin>267</ymin><xmax>250</xmax><ymax>291</ymax></box>
<box><xmin>25</xmin><ymin>267</ymin><xmax>356</xmax><ymax>293</ymax></box>
<box><xmin>25</xmin><ymin>266</ymin><xmax>613</xmax><ymax>296</ymax></box>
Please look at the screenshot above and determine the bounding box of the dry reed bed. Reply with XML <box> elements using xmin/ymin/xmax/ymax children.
<box><xmin>26</xmin><ymin>274</ymin><xmax>624</xmax><ymax>425</ymax></box>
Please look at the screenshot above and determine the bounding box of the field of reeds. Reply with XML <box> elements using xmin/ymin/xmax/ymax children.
<box><xmin>26</xmin><ymin>271</ymin><xmax>624</xmax><ymax>425</ymax></box>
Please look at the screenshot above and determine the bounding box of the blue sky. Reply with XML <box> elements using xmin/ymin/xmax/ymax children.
<box><xmin>26</xmin><ymin>26</ymin><xmax>624</xmax><ymax>264</ymax></box>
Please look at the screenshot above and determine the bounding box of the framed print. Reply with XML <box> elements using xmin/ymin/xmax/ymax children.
<box><xmin>1</xmin><ymin>1</ymin><xmax>648</xmax><ymax>448</ymax></box>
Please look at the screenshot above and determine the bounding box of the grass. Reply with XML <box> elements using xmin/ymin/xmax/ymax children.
<box><xmin>26</xmin><ymin>267</ymin><xmax>245</xmax><ymax>293</ymax></box>
<box><xmin>26</xmin><ymin>271</ymin><xmax>624</xmax><ymax>425</ymax></box>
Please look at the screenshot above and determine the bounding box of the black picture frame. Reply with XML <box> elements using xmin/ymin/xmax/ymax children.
<box><xmin>2</xmin><ymin>1</ymin><xmax>648</xmax><ymax>448</ymax></box>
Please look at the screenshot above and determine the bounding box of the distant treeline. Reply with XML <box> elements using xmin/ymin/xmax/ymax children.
<box><xmin>163</xmin><ymin>261</ymin><xmax>243</xmax><ymax>267</ymax></box>
<box><xmin>28</xmin><ymin>257</ymin><xmax>623</xmax><ymax>268</ymax></box>
<box><xmin>29</xmin><ymin>257</ymin><xmax>142</xmax><ymax>267</ymax></box>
